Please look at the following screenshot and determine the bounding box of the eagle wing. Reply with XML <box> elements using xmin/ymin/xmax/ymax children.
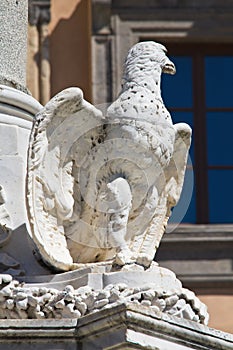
<box><xmin>131</xmin><ymin>122</ymin><xmax>192</xmax><ymax>266</ymax></box>
<box><xmin>165</xmin><ymin>122</ymin><xmax>192</xmax><ymax>209</ymax></box>
<box><xmin>26</xmin><ymin>87</ymin><xmax>104</xmax><ymax>271</ymax></box>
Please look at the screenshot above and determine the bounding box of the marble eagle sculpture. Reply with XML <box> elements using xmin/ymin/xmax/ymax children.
<box><xmin>26</xmin><ymin>41</ymin><xmax>191</xmax><ymax>271</ymax></box>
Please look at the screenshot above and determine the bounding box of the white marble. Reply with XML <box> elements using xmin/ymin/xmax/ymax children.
<box><xmin>0</xmin><ymin>41</ymin><xmax>209</xmax><ymax>331</ymax></box>
<box><xmin>0</xmin><ymin>311</ymin><xmax>231</xmax><ymax>350</ymax></box>
<box><xmin>78</xmin><ymin>303</ymin><xmax>232</xmax><ymax>350</ymax></box>
<box><xmin>26</xmin><ymin>41</ymin><xmax>191</xmax><ymax>272</ymax></box>
<box><xmin>0</xmin><ymin>264</ymin><xmax>208</xmax><ymax>324</ymax></box>
<box><xmin>0</xmin><ymin>85</ymin><xmax>42</xmax><ymax>230</ymax></box>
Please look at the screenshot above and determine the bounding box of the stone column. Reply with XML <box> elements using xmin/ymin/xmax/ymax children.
<box><xmin>0</xmin><ymin>0</ymin><xmax>28</xmax><ymax>92</ymax></box>
<box><xmin>0</xmin><ymin>0</ymin><xmax>45</xmax><ymax>275</ymax></box>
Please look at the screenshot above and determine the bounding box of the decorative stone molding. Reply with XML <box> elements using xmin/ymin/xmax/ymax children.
<box><xmin>0</xmin><ymin>306</ymin><xmax>230</xmax><ymax>350</ymax></box>
<box><xmin>77</xmin><ymin>304</ymin><xmax>232</xmax><ymax>350</ymax></box>
<box><xmin>0</xmin><ymin>85</ymin><xmax>42</xmax><ymax>231</ymax></box>
<box><xmin>158</xmin><ymin>225</ymin><xmax>233</xmax><ymax>293</ymax></box>
<box><xmin>0</xmin><ymin>265</ymin><xmax>208</xmax><ymax>324</ymax></box>
<box><xmin>0</xmin><ymin>85</ymin><xmax>44</xmax><ymax>278</ymax></box>
<box><xmin>0</xmin><ymin>76</ymin><xmax>30</xmax><ymax>95</ymax></box>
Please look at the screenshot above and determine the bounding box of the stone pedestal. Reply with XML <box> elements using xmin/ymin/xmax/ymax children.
<box><xmin>0</xmin><ymin>85</ymin><xmax>45</xmax><ymax>276</ymax></box>
<box><xmin>0</xmin><ymin>85</ymin><xmax>42</xmax><ymax>229</ymax></box>
<box><xmin>0</xmin><ymin>305</ymin><xmax>232</xmax><ymax>350</ymax></box>
<box><xmin>78</xmin><ymin>304</ymin><xmax>233</xmax><ymax>350</ymax></box>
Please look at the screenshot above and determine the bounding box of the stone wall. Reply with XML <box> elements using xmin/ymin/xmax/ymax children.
<box><xmin>27</xmin><ymin>0</ymin><xmax>92</xmax><ymax>104</ymax></box>
<box><xmin>92</xmin><ymin>0</ymin><xmax>233</xmax><ymax>104</ymax></box>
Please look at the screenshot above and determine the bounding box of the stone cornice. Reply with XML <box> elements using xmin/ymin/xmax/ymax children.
<box><xmin>157</xmin><ymin>224</ymin><xmax>233</xmax><ymax>294</ymax></box>
<box><xmin>0</xmin><ymin>304</ymin><xmax>231</xmax><ymax>349</ymax></box>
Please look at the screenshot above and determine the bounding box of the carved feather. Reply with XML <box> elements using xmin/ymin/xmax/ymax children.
<box><xmin>26</xmin><ymin>42</ymin><xmax>191</xmax><ymax>271</ymax></box>
<box><xmin>27</xmin><ymin>88</ymin><xmax>104</xmax><ymax>270</ymax></box>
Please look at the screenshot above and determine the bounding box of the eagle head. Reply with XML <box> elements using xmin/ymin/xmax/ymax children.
<box><xmin>123</xmin><ymin>41</ymin><xmax>176</xmax><ymax>80</ymax></box>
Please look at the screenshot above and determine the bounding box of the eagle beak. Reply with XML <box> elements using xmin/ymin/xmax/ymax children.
<box><xmin>162</xmin><ymin>58</ymin><xmax>176</xmax><ymax>75</ymax></box>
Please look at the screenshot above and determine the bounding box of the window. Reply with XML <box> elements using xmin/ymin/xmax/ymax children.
<box><xmin>161</xmin><ymin>44</ymin><xmax>233</xmax><ymax>224</ymax></box>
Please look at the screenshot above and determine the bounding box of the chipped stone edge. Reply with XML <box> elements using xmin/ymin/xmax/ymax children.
<box><xmin>77</xmin><ymin>303</ymin><xmax>233</xmax><ymax>350</ymax></box>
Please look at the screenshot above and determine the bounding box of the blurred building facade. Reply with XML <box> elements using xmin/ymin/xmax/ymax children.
<box><xmin>27</xmin><ymin>0</ymin><xmax>233</xmax><ymax>333</ymax></box>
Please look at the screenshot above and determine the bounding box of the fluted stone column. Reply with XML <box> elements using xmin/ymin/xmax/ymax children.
<box><xmin>0</xmin><ymin>0</ymin><xmax>28</xmax><ymax>92</ymax></box>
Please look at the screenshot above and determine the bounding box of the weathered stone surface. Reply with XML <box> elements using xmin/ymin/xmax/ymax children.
<box><xmin>0</xmin><ymin>85</ymin><xmax>45</xmax><ymax>277</ymax></box>
<box><xmin>0</xmin><ymin>264</ymin><xmax>209</xmax><ymax>325</ymax></box>
<box><xmin>0</xmin><ymin>318</ymin><xmax>77</xmax><ymax>350</ymax></box>
<box><xmin>0</xmin><ymin>304</ymin><xmax>226</xmax><ymax>349</ymax></box>
<box><xmin>0</xmin><ymin>1</ymin><xmax>28</xmax><ymax>90</ymax></box>
<box><xmin>77</xmin><ymin>304</ymin><xmax>233</xmax><ymax>350</ymax></box>
<box><xmin>26</xmin><ymin>42</ymin><xmax>191</xmax><ymax>272</ymax></box>
<box><xmin>0</xmin><ymin>85</ymin><xmax>42</xmax><ymax>230</ymax></box>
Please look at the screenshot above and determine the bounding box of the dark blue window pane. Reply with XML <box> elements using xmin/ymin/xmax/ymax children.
<box><xmin>205</xmin><ymin>56</ymin><xmax>233</xmax><ymax>108</ymax></box>
<box><xmin>207</xmin><ymin>112</ymin><xmax>233</xmax><ymax>166</ymax></box>
<box><xmin>162</xmin><ymin>56</ymin><xmax>193</xmax><ymax>108</ymax></box>
<box><xmin>171</xmin><ymin>111</ymin><xmax>193</xmax><ymax>126</ymax></box>
<box><xmin>208</xmin><ymin>170</ymin><xmax>233</xmax><ymax>223</ymax></box>
<box><xmin>169</xmin><ymin>169</ymin><xmax>196</xmax><ymax>224</ymax></box>
<box><xmin>171</xmin><ymin>112</ymin><xmax>194</xmax><ymax>164</ymax></box>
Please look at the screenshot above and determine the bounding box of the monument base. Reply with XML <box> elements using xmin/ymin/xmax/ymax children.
<box><xmin>0</xmin><ymin>304</ymin><xmax>232</xmax><ymax>350</ymax></box>
<box><xmin>0</xmin><ymin>264</ymin><xmax>208</xmax><ymax>324</ymax></box>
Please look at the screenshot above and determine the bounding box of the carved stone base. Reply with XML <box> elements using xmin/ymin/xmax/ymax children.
<box><xmin>0</xmin><ymin>264</ymin><xmax>208</xmax><ymax>325</ymax></box>
<box><xmin>0</xmin><ymin>85</ymin><xmax>42</xmax><ymax>231</ymax></box>
<box><xmin>0</xmin><ymin>85</ymin><xmax>47</xmax><ymax>278</ymax></box>
<box><xmin>0</xmin><ymin>304</ymin><xmax>231</xmax><ymax>350</ymax></box>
